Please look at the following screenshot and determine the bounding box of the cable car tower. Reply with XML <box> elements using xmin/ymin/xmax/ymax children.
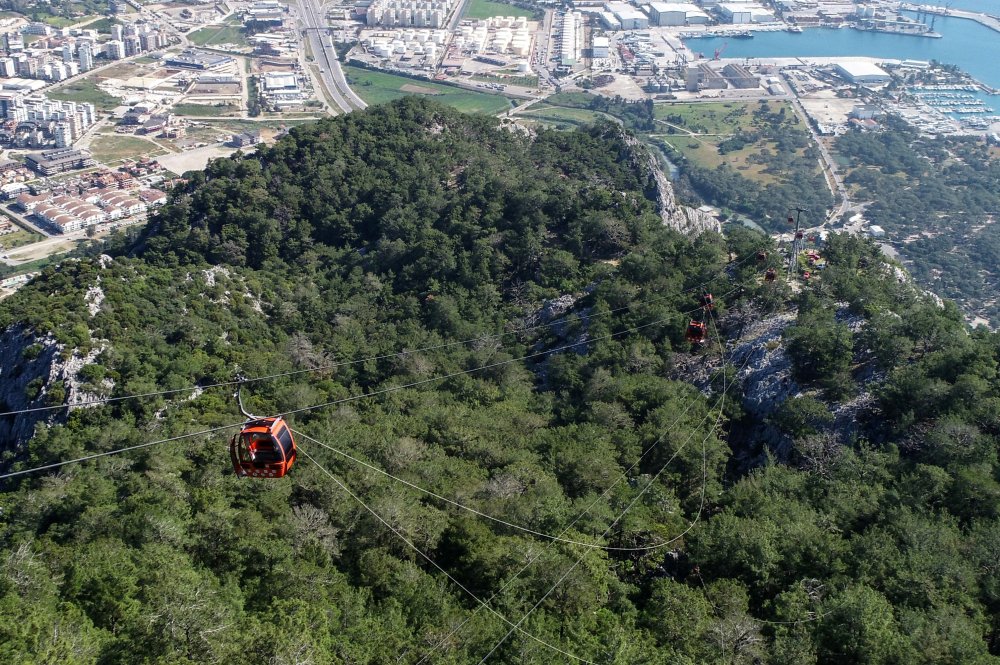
<box><xmin>787</xmin><ymin>206</ymin><xmax>806</xmax><ymax>279</ymax></box>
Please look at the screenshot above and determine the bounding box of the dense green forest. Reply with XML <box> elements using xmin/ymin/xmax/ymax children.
<box><xmin>1</xmin><ymin>99</ymin><xmax>999</xmax><ymax>663</ymax></box>
<box><xmin>834</xmin><ymin>115</ymin><xmax>1000</xmax><ymax>325</ymax></box>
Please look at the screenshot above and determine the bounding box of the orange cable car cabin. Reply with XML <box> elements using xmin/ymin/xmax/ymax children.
<box><xmin>700</xmin><ymin>293</ymin><xmax>714</xmax><ymax>310</ymax></box>
<box><xmin>230</xmin><ymin>417</ymin><xmax>297</xmax><ymax>478</ymax></box>
<box><xmin>686</xmin><ymin>320</ymin><xmax>708</xmax><ymax>344</ymax></box>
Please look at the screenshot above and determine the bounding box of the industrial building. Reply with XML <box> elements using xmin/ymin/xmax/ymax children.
<box><xmin>591</xmin><ymin>35</ymin><xmax>609</xmax><ymax>58</ymax></box>
<box><xmin>717</xmin><ymin>3</ymin><xmax>774</xmax><ymax>23</ymax></box>
<box><xmin>163</xmin><ymin>50</ymin><xmax>235</xmax><ymax>71</ymax></box>
<box><xmin>556</xmin><ymin>12</ymin><xmax>580</xmax><ymax>65</ymax></box>
<box><xmin>606</xmin><ymin>3</ymin><xmax>649</xmax><ymax>30</ymax></box>
<box><xmin>25</xmin><ymin>148</ymin><xmax>95</xmax><ymax>175</ymax></box>
<box><xmin>722</xmin><ymin>63</ymin><xmax>759</xmax><ymax>88</ymax></box>
<box><xmin>686</xmin><ymin>63</ymin><xmax>727</xmax><ymax>91</ymax></box>
<box><xmin>834</xmin><ymin>61</ymin><xmax>890</xmax><ymax>84</ymax></box>
<box><xmin>647</xmin><ymin>2</ymin><xmax>709</xmax><ymax>26</ymax></box>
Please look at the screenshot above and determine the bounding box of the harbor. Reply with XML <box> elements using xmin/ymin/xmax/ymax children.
<box><xmin>680</xmin><ymin>12</ymin><xmax>1000</xmax><ymax>91</ymax></box>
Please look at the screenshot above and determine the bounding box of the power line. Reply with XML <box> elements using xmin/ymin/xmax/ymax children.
<box><xmin>297</xmin><ymin>444</ymin><xmax>597</xmax><ymax>665</ymax></box>
<box><xmin>0</xmin><ymin>422</ymin><xmax>236</xmax><ymax>480</ymax></box>
<box><xmin>476</xmin><ymin>310</ymin><xmax>730</xmax><ymax>663</ymax></box>
<box><xmin>414</xmin><ymin>309</ymin><xmax>750</xmax><ymax>664</ymax></box>
<box><xmin>1</xmin><ymin>295</ymin><xmax>735</xmax><ymax>481</ymax></box>
<box><xmin>0</xmin><ymin>254</ymin><xmax>755</xmax><ymax>420</ymax></box>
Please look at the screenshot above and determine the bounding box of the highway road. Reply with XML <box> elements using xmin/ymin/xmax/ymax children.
<box><xmin>296</xmin><ymin>0</ymin><xmax>366</xmax><ymax>113</ymax></box>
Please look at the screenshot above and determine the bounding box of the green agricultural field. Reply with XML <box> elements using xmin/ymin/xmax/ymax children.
<box><xmin>188</xmin><ymin>22</ymin><xmax>248</xmax><ymax>47</ymax></box>
<box><xmin>171</xmin><ymin>103</ymin><xmax>240</xmax><ymax>117</ymax></box>
<box><xmin>462</xmin><ymin>0</ymin><xmax>537</xmax><ymax>19</ymax></box>
<box><xmin>90</xmin><ymin>135</ymin><xmax>168</xmax><ymax>166</ymax></box>
<box><xmin>344</xmin><ymin>66</ymin><xmax>511</xmax><ymax>115</ymax></box>
<box><xmin>47</xmin><ymin>79</ymin><xmax>118</xmax><ymax>111</ymax></box>
<box><xmin>518</xmin><ymin>103</ymin><xmax>607</xmax><ymax>129</ymax></box>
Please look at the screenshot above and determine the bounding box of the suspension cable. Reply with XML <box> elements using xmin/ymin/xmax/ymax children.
<box><xmin>298</xmin><ymin>444</ymin><xmax>597</xmax><ymax>665</ymax></box>
<box><xmin>413</xmin><ymin>308</ymin><xmax>744</xmax><ymax>663</ymax></box>
<box><xmin>0</xmin><ymin>254</ymin><xmax>756</xmax><ymax>420</ymax></box>
<box><xmin>0</xmin><ymin>295</ymin><xmax>736</xmax><ymax>481</ymax></box>
<box><xmin>477</xmin><ymin>309</ymin><xmax>729</xmax><ymax>663</ymax></box>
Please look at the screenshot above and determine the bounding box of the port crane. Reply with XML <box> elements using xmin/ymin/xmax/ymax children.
<box><xmin>713</xmin><ymin>41</ymin><xmax>728</xmax><ymax>60</ymax></box>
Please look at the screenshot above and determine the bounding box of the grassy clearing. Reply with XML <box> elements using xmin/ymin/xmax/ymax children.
<box><xmin>463</xmin><ymin>0</ymin><xmax>537</xmax><ymax>19</ymax></box>
<box><xmin>188</xmin><ymin>24</ymin><xmax>248</xmax><ymax>47</ymax></box>
<box><xmin>171</xmin><ymin>103</ymin><xmax>240</xmax><ymax>117</ymax></box>
<box><xmin>47</xmin><ymin>79</ymin><xmax>119</xmax><ymax>110</ymax></box>
<box><xmin>518</xmin><ymin>104</ymin><xmax>605</xmax><ymax>128</ymax></box>
<box><xmin>653</xmin><ymin>101</ymin><xmax>785</xmax><ymax>134</ymax></box>
<box><xmin>82</xmin><ymin>16</ymin><xmax>120</xmax><ymax>33</ymax></box>
<box><xmin>0</xmin><ymin>229</ymin><xmax>43</xmax><ymax>250</ymax></box>
<box><xmin>344</xmin><ymin>66</ymin><xmax>511</xmax><ymax>115</ymax></box>
<box><xmin>90</xmin><ymin>135</ymin><xmax>168</xmax><ymax>165</ymax></box>
<box><xmin>42</xmin><ymin>14</ymin><xmax>99</xmax><ymax>27</ymax></box>
<box><xmin>0</xmin><ymin>255</ymin><xmax>65</xmax><ymax>280</ymax></box>
<box><xmin>649</xmin><ymin>100</ymin><xmax>814</xmax><ymax>186</ymax></box>
<box><xmin>657</xmin><ymin>136</ymin><xmax>779</xmax><ymax>183</ymax></box>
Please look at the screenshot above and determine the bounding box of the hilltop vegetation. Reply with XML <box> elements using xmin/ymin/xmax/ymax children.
<box><xmin>834</xmin><ymin>116</ymin><xmax>1000</xmax><ymax>326</ymax></box>
<box><xmin>0</xmin><ymin>99</ymin><xmax>999</xmax><ymax>664</ymax></box>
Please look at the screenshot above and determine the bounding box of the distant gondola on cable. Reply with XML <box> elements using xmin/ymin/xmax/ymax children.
<box><xmin>699</xmin><ymin>293</ymin><xmax>714</xmax><ymax>311</ymax></box>
<box><xmin>230</xmin><ymin>383</ymin><xmax>297</xmax><ymax>478</ymax></box>
<box><xmin>756</xmin><ymin>251</ymin><xmax>768</xmax><ymax>264</ymax></box>
<box><xmin>685</xmin><ymin>320</ymin><xmax>708</xmax><ymax>345</ymax></box>
<box><xmin>764</xmin><ymin>268</ymin><xmax>777</xmax><ymax>283</ymax></box>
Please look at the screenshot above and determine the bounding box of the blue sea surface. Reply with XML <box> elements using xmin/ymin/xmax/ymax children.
<box><xmin>684</xmin><ymin>13</ymin><xmax>1000</xmax><ymax>89</ymax></box>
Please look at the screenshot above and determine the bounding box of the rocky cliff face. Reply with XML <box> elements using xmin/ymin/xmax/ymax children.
<box><xmin>617</xmin><ymin>128</ymin><xmax>721</xmax><ymax>236</ymax></box>
<box><xmin>0</xmin><ymin>325</ymin><xmax>108</xmax><ymax>452</ymax></box>
<box><xmin>0</xmin><ymin>326</ymin><xmax>62</xmax><ymax>447</ymax></box>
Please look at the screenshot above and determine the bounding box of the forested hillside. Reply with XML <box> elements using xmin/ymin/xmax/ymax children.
<box><xmin>0</xmin><ymin>98</ymin><xmax>998</xmax><ymax>664</ymax></box>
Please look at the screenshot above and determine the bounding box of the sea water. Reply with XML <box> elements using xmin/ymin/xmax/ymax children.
<box><xmin>684</xmin><ymin>13</ymin><xmax>1000</xmax><ymax>90</ymax></box>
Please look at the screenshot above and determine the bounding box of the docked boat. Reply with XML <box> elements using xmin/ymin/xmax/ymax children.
<box><xmin>786</xmin><ymin>25</ymin><xmax>803</xmax><ymax>33</ymax></box>
<box><xmin>732</xmin><ymin>30</ymin><xmax>754</xmax><ymax>39</ymax></box>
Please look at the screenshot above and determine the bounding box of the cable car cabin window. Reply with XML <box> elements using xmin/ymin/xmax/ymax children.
<box><xmin>275</xmin><ymin>426</ymin><xmax>294</xmax><ymax>456</ymax></box>
<box><xmin>238</xmin><ymin>431</ymin><xmax>282</xmax><ymax>467</ymax></box>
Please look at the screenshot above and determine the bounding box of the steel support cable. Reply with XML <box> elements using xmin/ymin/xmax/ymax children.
<box><xmin>0</xmin><ymin>254</ymin><xmax>757</xmax><ymax>420</ymax></box>
<box><xmin>476</xmin><ymin>309</ymin><xmax>730</xmax><ymax>663</ymax></box>
<box><xmin>0</xmin><ymin>296</ymin><xmax>737</xmax><ymax>481</ymax></box>
<box><xmin>0</xmin><ymin>422</ymin><xmax>238</xmax><ymax>480</ymax></box>
<box><xmin>297</xmin><ymin>445</ymin><xmax>597</xmax><ymax>665</ymax></box>
<box><xmin>277</xmin><ymin>292</ymin><xmax>740</xmax><ymax>421</ymax></box>
<box><xmin>414</xmin><ymin>310</ymin><xmax>748</xmax><ymax>664</ymax></box>
<box><xmin>406</xmin><ymin>404</ymin><xmax>719</xmax><ymax>665</ymax></box>
<box><xmin>292</xmin><ymin>390</ymin><xmax>710</xmax><ymax>551</ymax></box>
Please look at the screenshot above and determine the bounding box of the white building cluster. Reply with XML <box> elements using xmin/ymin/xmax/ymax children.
<box><xmin>0</xmin><ymin>19</ymin><xmax>171</xmax><ymax>83</ymax></box>
<box><xmin>365</xmin><ymin>0</ymin><xmax>452</xmax><ymax>28</ymax></box>
<box><xmin>0</xmin><ymin>93</ymin><xmax>96</xmax><ymax>147</ymax></box>
<box><xmin>365</xmin><ymin>29</ymin><xmax>446</xmax><ymax>60</ymax></box>
<box><xmin>483</xmin><ymin>16</ymin><xmax>532</xmax><ymax>57</ymax></box>
<box><xmin>260</xmin><ymin>72</ymin><xmax>308</xmax><ymax>108</ymax></box>
<box><xmin>556</xmin><ymin>12</ymin><xmax>580</xmax><ymax>64</ymax></box>
<box><xmin>18</xmin><ymin>186</ymin><xmax>166</xmax><ymax>234</ymax></box>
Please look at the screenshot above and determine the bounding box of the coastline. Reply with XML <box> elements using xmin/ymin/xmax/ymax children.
<box><xmin>902</xmin><ymin>4</ymin><xmax>1000</xmax><ymax>34</ymax></box>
